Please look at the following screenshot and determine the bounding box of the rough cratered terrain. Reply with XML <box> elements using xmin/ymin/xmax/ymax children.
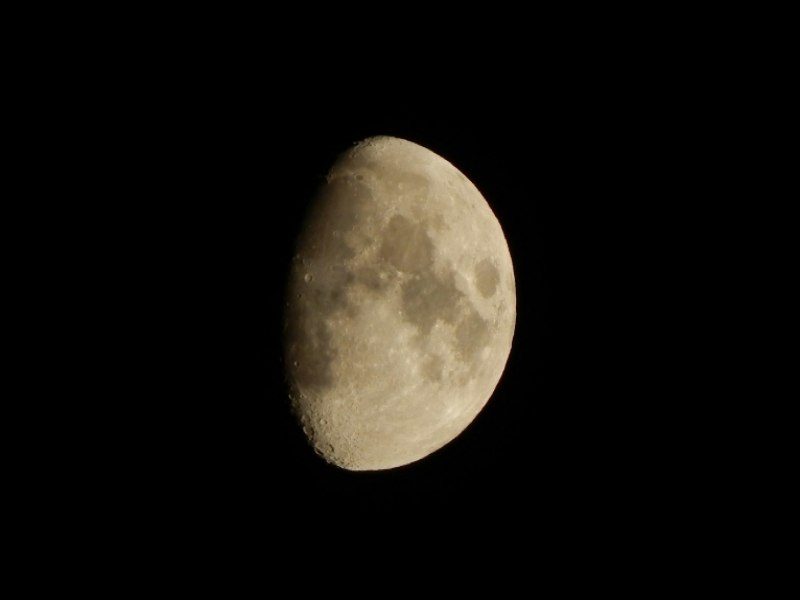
<box><xmin>284</xmin><ymin>136</ymin><xmax>515</xmax><ymax>471</ymax></box>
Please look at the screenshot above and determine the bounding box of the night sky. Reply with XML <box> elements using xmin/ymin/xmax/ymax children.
<box><xmin>150</xmin><ymin>87</ymin><xmax>697</xmax><ymax>540</ymax></box>
<box><xmin>214</xmin><ymin>105</ymin><xmax>645</xmax><ymax>515</ymax></box>
<box><xmin>57</xmin><ymin>16</ymin><xmax>735</xmax><ymax>574</ymax></box>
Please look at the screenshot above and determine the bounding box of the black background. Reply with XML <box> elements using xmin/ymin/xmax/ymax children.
<box><xmin>30</xmin><ymin>11</ymin><xmax>760</xmax><ymax>580</ymax></box>
<box><xmin>159</xmin><ymin>100</ymin><xmax>679</xmax><ymax>527</ymax></box>
<box><xmin>119</xmin><ymin>58</ymin><xmax>713</xmax><ymax>546</ymax></box>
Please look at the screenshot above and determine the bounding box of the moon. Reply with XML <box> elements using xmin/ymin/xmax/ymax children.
<box><xmin>284</xmin><ymin>136</ymin><xmax>516</xmax><ymax>471</ymax></box>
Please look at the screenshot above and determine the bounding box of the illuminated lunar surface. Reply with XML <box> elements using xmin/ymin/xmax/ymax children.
<box><xmin>284</xmin><ymin>136</ymin><xmax>515</xmax><ymax>471</ymax></box>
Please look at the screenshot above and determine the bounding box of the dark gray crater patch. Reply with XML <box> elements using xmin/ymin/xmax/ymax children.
<box><xmin>379</xmin><ymin>215</ymin><xmax>434</xmax><ymax>273</ymax></box>
<box><xmin>454</xmin><ymin>309</ymin><xmax>490</xmax><ymax>364</ymax></box>
<box><xmin>474</xmin><ymin>258</ymin><xmax>499</xmax><ymax>298</ymax></box>
<box><xmin>401</xmin><ymin>269</ymin><xmax>463</xmax><ymax>336</ymax></box>
<box><xmin>354</xmin><ymin>264</ymin><xmax>391</xmax><ymax>292</ymax></box>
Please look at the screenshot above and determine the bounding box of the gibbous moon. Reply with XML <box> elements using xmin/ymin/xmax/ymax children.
<box><xmin>284</xmin><ymin>136</ymin><xmax>515</xmax><ymax>471</ymax></box>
